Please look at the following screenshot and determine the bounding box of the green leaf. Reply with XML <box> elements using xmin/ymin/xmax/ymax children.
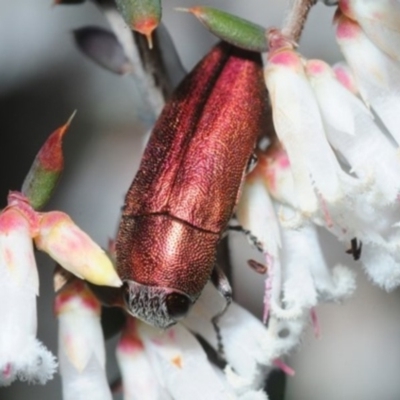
<box><xmin>179</xmin><ymin>6</ymin><xmax>268</xmax><ymax>53</ymax></box>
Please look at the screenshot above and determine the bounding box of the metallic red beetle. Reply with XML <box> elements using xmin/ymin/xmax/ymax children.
<box><xmin>116</xmin><ymin>42</ymin><xmax>268</xmax><ymax>328</ymax></box>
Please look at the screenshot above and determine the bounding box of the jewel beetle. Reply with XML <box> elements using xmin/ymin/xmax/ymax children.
<box><xmin>116</xmin><ymin>42</ymin><xmax>268</xmax><ymax>328</ymax></box>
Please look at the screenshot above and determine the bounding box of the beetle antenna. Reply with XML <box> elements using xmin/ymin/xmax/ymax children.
<box><xmin>210</xmin><ymin>264</ymin><xmax>232</xmax><ymax>360</ymax></box>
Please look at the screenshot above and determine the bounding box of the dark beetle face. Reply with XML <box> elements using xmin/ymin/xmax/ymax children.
<box><xmin>122</xmin><ymin>280</ymin><xmax>193</xmax><ymax>329</ymax></box>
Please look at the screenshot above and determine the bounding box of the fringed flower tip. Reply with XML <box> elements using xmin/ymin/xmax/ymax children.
<box><xmin>0</xmin><ymin>337</ymin><xmax>57</xmax><ymax>387</ymax></box>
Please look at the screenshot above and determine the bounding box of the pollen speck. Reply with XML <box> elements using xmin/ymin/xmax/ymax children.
<box><xmin>4</xmin><ymin>248</ymin><xmax>14</xmax><ymax>269</ymax></box>
<box><xmin>171</xmin><ymin>356</ymin><xmax>183</xmax><ymax>369</ymax></box>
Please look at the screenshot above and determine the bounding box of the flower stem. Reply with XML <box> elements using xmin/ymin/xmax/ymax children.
<box><xmin>281</xmin><ymin>0</ymin><xmax>317</xmax><ymax>43</ymax></box>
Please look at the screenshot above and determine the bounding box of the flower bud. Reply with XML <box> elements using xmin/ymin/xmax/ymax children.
<box><xmin>35</xmin><ymin>211</ymin><xmax>122</xmax><ymax>287</ymax></box>
<box><xmin>21</xmin><ymin>113</ymin><xmax>74</xmax><ymax>210</ymax></box>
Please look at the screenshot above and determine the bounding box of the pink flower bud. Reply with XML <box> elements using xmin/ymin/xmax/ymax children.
<box><xmin>35</xmin><ymin>211</ymin><xmax>122</xmax><ymax>287</ymax></box>
<box><xmin>22</xmin><ymin>113</ymin><xmax>74</xmax><ymax>210</ymax></box>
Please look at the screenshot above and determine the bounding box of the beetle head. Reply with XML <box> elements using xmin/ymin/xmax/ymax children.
<box><xmin>122</xmin><ymin>280</ymin><xmax>194</xmax><ymax>329</ymax></box>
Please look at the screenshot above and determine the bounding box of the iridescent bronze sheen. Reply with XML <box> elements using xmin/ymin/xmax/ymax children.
<box><xmin>116</xmin><ymin>42</ymin><xmax>268</xmax><ymax>328</ymax></box>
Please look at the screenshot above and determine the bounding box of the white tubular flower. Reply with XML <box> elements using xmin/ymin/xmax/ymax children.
<box><xmin>264</xmin><ymin>48</ymin><xmax>354</xmax><ymax>217</ymax></box>
<box><xmin>135</xmin><ymin>317</ymin><xmax>240</xmax><ymax>400</ymax></box>
<box><xmin>283</xmin><ymin>223</ymin><xmax>356</xmax><ymax>304</ymax></box>
<box><xmin>305</xmin><ymin>58</ymin><xmax>400</xmax><ymax>291</ymax></box>
<box><xmin>339</xmin><ymin>0</ymin><xmax>400</xmax><ymax>64</ymax></box>
<box><xmin>0</xmin><ymin>204</ymin><xmax>56</xmax><ymax>386</ymax></box>
<box><xmin>361</xmin><ymin>243</ymin><xmax>400</xmax><ymax>292</ymax></box>
<box><xmin>229</xmin><ymin>137</ymin><xmax>358</xmax><ymax>372</ymax></box>
<box><xmin>306</xmin><ymin>59</ymin><xmax>400</xmax><ymax>205</ymax></box>
<box><xmin>55</xmin><ymin>279</ymin><xmax>112</xmax><ymax>400</ymax></box>
<box><xmin>115</xmin><ymin>301</ymin><xmax>270</xmax><ymax>399</ymax></box>
<box><xmin>235</xmin><ymin>153</ymin><xmax>281</xmax><ymax>257</ymax></box>
<box><xmin>352</xmin><ymin>206</ymin><xmax>400</xmax><ymax>291</ymax></box>
<box><xmin>336</xmin><ymin>11</ymin><xmax>400</xmax><ymax>144</ymax></box>
<box><xmin>184</xmin><ymin>283</ymin><xmax>270</xmax><ymax>391</ymax></box>
<box><xmin>184</xmin><ymin>283</ymin><xmax>308</xmax><ymax>391</ymax></box>
<box><xmin>262</xmin><ymin>38</ymin><xmax>400</xmax><ymax>296</ymax></box>
<box><xmin>254</xmin><ymin>144</ymin><xmax>309</xmax><ymax>230</ymax></box>
<box><xmin>265</xmin><ymin>220</ymin><xmax>355</xmax><ymax>355</ymax></box>
<box><xmin>35</xmin><ymin>211</ymin><xmax>122</xmax><ymax>287</ymax></box>
<box><xmin>264</xmin><ymin>50</ymin><xmax>317</xmax><ymax>215</ymax></box>
<box><xmin>116</xmin><ymin>316</ymin><xmax>170</xmax><ymax>400</ymax></box>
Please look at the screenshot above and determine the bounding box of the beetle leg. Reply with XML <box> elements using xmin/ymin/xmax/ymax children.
<box><xmin>210</xmin><ymin>264</ymin><xmax>232</xmax><ymax>359</ymax></box>
<box><xmin>210</xmin><ymin>264</ymin><xmax>232</xmax><ymax>310</ymax></box>
<box><xmin>227</xmin><ymin>223</ymin><xmax>263</xmax><ymax>252</ymax></box>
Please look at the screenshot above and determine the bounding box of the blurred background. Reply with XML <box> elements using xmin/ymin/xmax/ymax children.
<box><xmin>1</xmin><ymin>0</ymin><xmax>400</xmax><ymax>399</ymax></box>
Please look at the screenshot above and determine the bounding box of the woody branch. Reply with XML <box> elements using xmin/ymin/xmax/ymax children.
<box><xmin>282</xmin><ymin>0</ymin><xmax>318</xmax><ymax>42</ymax></box>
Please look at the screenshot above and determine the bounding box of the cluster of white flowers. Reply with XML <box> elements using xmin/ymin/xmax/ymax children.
<box><xmin>236</xmin><ymin>0</ymin><xmax>400</xmax><ymax>386</ymax></box>
<box><xmin>0</xmin><ymin>192</ymin><xmax>121</xmax><ymax>387</ymax></box>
